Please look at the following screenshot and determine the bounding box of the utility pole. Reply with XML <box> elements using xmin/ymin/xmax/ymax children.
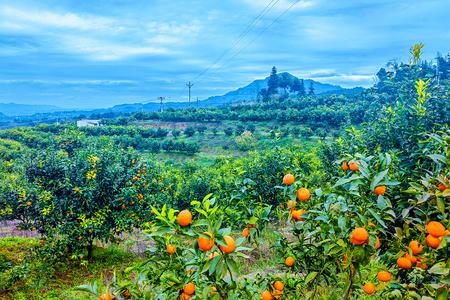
<box><xmin>186</xmin><ymin>81</ymin><xmax>194</xmax><ymax>106</ymax></box>
<box><xmin>158</xmin><ymin>96</ymin><xmax>165</xmax><ymax>112</ymax></box>
<box><xmin>435</xmin><ymin>54</ymin><xmax>440</xmax><ymax>85</ymax></box>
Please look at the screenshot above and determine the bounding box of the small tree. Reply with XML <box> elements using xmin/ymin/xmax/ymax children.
<box><xmin>308</xmin><ymin>81</ymin><xmax>315</xmax><ymax>96</ymax></box>
<box><xmin>235</xmin><ymin>124</ymin><xmax>245</xmax><ymax>136</ymax></box>
<box><xmin>246</xmin><ymin>124</ymin><xmax>256</xmax><ymax>133</ymax></box>
<box><xmin>0</xmin><ymin>145</ymin><xmax>143</xmax><ymax>261</ymax></box>
<box><xmin>197</xmin><ymin>125</ymin><xmax>207</xmax><ymax>135</ymax></box>
<box><xmin>172</xmin><ymin>129</ymin><xmax>181</xmax><ymax>138</ymax></box>
<box><xmin>184</xmin><ymin>127</ymin><xmax>195</xmax><ymax>137</ymax></box>
<box><xmin>267</xmin><ymin>66</ymin><xmax>279</xmax><ymax>95</ymax></box>
<box><xmin>224</xmin><ymin>127</ymin><xmax>234</xmax><ymax>136</ymax></box>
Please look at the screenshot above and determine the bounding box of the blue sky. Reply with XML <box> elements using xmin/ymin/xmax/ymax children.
<box><xmin>0</xmin><ymin>0</ymin><xmax>449</xmax><ymax>109</ymax></box>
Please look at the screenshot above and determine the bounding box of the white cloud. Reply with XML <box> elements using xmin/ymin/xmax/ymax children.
<box><xmin>0</xmin><ymin>79</ymin><xmax>138</xmax><ymax>85</ymax></box>
<box><xmin>146</xmin><ymin>20</ymin><xmax>201</xmax><ymax>36</ymax></box>
<box><xmin>60</xmin><ymin>36</ymin><xmax>174</xmax><ymax>60</ymax></box>
<box><xmin>0</xmin><ymin>6</ymin><xmax>115</xmax><ymax>31</ymax></box>
<box><xmin>0</xmin><ymin>5</ymin><xmax>202</xmax><ymax>60</ymax></box>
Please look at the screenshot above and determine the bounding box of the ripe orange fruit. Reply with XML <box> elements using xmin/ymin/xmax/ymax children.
<box><xmin>342</xmin><ymin>161</ymin><xmax>349</xmax><ymax>171</ymax></box>
<box><xmin>208</xmin><ymin>251</ymin><xmax>220</xmax><ymax>261</ymax></box>
<box><xmin>178</xmin><ymin>210</ymin><xmax>192</xmax><ymax>227</ymax></box>
<box><xmin>363</xmin><ymin>282</ymin><xmax>375</xmax><ymax>295</ymax></box>
<box><xmin>219</xmin><ymin>235</ymin><xmax>236</xmax><ymax>253</ymax></box>
<box><xmin>183</xmin><ymin>282</ymin><xmax>195</xmax><ymax>295</ymax></box>
<box><xmin>397</xmin><ymin>257</ymin><xmax>412</xmax><ymax>269</ymax></box>
<box><xmin>426</xmin><ymin>234</ymin><xmax>441</xmax><ymax>248</ymax></box>
<box><xmin>272</xmin><ymin>290</ymin><xmax>282</xmax><ymax>299</ymax></box>
<box><xmin>374</xmin><ymin>185</ymin><xmax>386</xmax><ymax>196</ymax></box>
<box><xmin>99</xmin><ymin>293</ymin><xmax>113</xmax><ymax>300</ymax></box>
<box><xmin>351</xmin><ymin>227</ymin><xmax>368</xmax><ymax>243</ymax></box>
<box><xmin>261</xmin><ymin>290</ymin><xmax>273</xmax><ymax>300</ymax></box>
<box><xmin>377</xmin><ymin>271</ymin><xmax>391</xmax><ymax>282</ymax></box>
<box><xmin>26</xmin><ymin>201</ymin><xmax>32</xmax><ymax>206</ymax></box>
<box><xmin>121</xmin><ymin>204</ymin><xmax>126</xmax><ymax>209</ymax></box>
<box><xmin>273</xmin><ymin>281</ymin><xmax>284</xmax><ymax>291</ymax></box>
<box><xmin>285</xmin><ymin>256</ymin><xmax>295</xmax><ymax>267</ymax></box>
<box><xmin>349</xmin><ymin>161</ymin><xmax>359</xmax><ymax>171</ymax></box>
<box><xmin>287</xmin><ymin>200</ymin><xmax>297</xmax><ymax>208</ymax></box>
<box><xmin>405</xmin><ymin>253</ymin><xmax>417</xmax><ymax>263</ymax></box>
<box><xmin>296</xmin><ymin>188</ymin><xmax>311</xmax><ymax>201</ymax></box>
<box><xmin>283</xmin><ymin>174</ymin><xmax>295</xmax><ymax>185</ymax></box>
<box><xmin>375</xmin><ymin>237</ymin><xmax>380</xmax><ymax>249</ymax></box>
<box><xmin>179</xmin><ymin>293</ymin><xmax>190</xmax><ymax>300</ymax></box>
<box><xmin>409</xmin><ymin>240</ymin><xmax>423</xmax><ymax>255</ymax></box>
<box><xmin>198</xmin><ymin>232</ymin><xmax>214</xmax><ymax>252</ymax></box>
<box><xmin>291</xmin><ymin>209</ymin><xmax>306</xmax><ymax>221</ymax></box>
<box><xmin>209</xmin><ymin>286</ymin><xmax>217</xmax><ymax>296</ymax></box>
<box><xmin>166</xmin><ymin>244</ymin><xmax>176</xmax><ymax>255</ymax></box>
<box><xmin>350</xmin><ymin>234</ymin><xmax>366</xmax><ymax>245</ymax></box>
<box><xmin>242</xmin><ymin>227</ymin><xmax>250</xmax><ymax>238</ymax></box>
<box><xmin>122</xmin><ymin>289</ymin><xmax>131</xmax><ymax>298</ymax></box>
<box><xmin>438</xmin><ymin>183</ymin><xmax>447</xmax><ymax>191</ymax></box>
<box><xmin>445</xmin><ymin>230</ymin><xmax>450</xmax><ymax>236</ymax></box>
<box><xmin>426</xmin><ymin>221</ymin><xmax>445</xmax><ymax>237</ymax></box>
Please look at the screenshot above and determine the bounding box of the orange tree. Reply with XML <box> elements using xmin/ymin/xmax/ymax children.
<box><xmin>0</xmin><ymin>143</ymin><xmax>149</xmax><ymax>262</ymax></box>
<box><xmin>378</xmin><ymin>130</ymin><xmax>450</xmax><ymax>299</ymax></box>
<box><xmin>273</xmin><ymin>152</ymin><xmax>399</xmax><ymax>299</ymax></box>
<box><xmin>119</xmin><ymin>194</ymin><xmax>257</xmax><ymax>299</ymax></box>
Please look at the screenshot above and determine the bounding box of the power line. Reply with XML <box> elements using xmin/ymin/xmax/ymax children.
<box><xmin>186</xmin><ymin>81</ymin><xmax>194</xmax><ymax>104</ymax></box>
<box><xmin>192</xmin><ymin>0</ymin><xmax>281</xmax><ymax>83</ymax></box>
<box><xmin>197</xmin><ymin>0</ymin><xmax>301</xmax><ymax>81</ymax></box>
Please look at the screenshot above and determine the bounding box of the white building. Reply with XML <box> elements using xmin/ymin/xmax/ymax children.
<box><xmin>76</xmin><ymin>119</ymin><xmax>101</xmax><ymax>127</ymax></box>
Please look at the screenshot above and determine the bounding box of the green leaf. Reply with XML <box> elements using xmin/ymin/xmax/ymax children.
<box><xmin>332</xmin><ymin>175</ymin><xmax>363</xmax><ymax>188</ymax></box>
<box><xmin>437</xmin><ymin>198</ymin><xmax>445</xmax><ymax>214</ymax></box>
<box><xmin>428</xmin><ymin>262</ymin><xmax>449</xmax><ymax>275</ymax></box>
<box><xmin>368</xmin><ymin>208</ymin><xmax>387</xmax><ymax>229</ymax></box>
<box><xmin>304</xmin><ymin>271</ymin><xmax>318</xmax><ymax>285</ymax></box>
<box><xmin>370</xmin><ymin>169</ymin><xmax>388</xmax><ymax>191</ymax></box>
<box><xmin>191</xmin><ymin>219</ymin><xmax>209</xmax><ymax>227</ymax></box>
<box><xmin>427</xmin><ymin>154</ymin><xmax>446</xmax><ymax>164</ymax></box>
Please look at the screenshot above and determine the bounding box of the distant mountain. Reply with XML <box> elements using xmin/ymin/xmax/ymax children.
<box><xmin>0</xmin><ymin>103</ymin><xmax>66</xmax><ymax>116</ymax></box>
<box><xmin>104</xmin><ymin>72</ymin><xmax>363</xmax><ymax>113</ymax></box>
<box><xmin>200</xmin><ymin>72</ymin><xmax>352</xmax><ymax>106</ymax></box>
<box><xmin>0</xmin><ymin>73</ymin><xmax>364</xmax><ymax>120</ymax></box>
<box><xmin>0</xmin><ymin>111</ymin><xmax>9</xmax><ymax>120</ymax></box>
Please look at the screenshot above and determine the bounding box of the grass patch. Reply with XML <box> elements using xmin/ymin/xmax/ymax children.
<box><xmin>0</xmin><ymin>237</ymin><xmax>143</xmax><ymax>300</ymax></box>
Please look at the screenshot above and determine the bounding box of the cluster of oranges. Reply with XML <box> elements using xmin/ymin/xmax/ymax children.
<box><xmin>282</xmin><ymin>173</ymin><xmax>310</xmax><ymax>222</ymax></box>
<box><xmin>363</xmin><ymin>270</ymin><xmax>391</xmax><ymax>295</ymax></box>
<box><xmin>425</xmin><ymin>221</ymin><xmax>447</xmax><ymax>249</ymax></box>
<box><xmin>397</xmin><ymin>221</ymin><xmax>448</xmax><ymax>270</ymax></box>
<box><xmin>180</xmin><ymin>282</ymin><xmax>195</xmax><ymax>300</ymax></box>
<box><xmin>169</xmin><ymin>209</ymin><xmax>237</xmax><ymax>299</ymax></box>
<box><xmin>341</xmin><ymin>160</ymin><xmax>359</xmax><ymax>172</ymax></box>
<box><xmin>261</xmin><ymin>281</ymin><xmax>284</xmax><ymax>300</ymax></box>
